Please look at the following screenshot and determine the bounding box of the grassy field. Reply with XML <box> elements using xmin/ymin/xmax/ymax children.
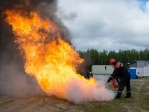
<box><xmin>0</xmin><ymin>78</ymin><xmax>149</xmax><ymax>112</ymax></box>
<box><xmin>83</xmin><ymin>78</ymin><xmax>149</xmax><ymax>112</ymax></box>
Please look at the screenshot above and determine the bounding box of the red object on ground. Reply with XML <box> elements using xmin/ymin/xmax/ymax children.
<box><xmin>112</xmin><ymin>79</ymin><xmax>118</xmax><ymax>89</ymax></box>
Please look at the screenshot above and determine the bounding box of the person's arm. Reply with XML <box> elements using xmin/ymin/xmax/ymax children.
<box><xmin>107</xmin><ymin>66</ymin><xmax>119</xmax><ymax>83</ymax></box>
<box><xmin>111</xmin><ymin>68</ymin><xmax>118</xmax><ymax>78</ymax></box>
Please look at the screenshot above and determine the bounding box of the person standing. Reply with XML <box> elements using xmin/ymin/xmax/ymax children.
<box><xmin>86</xmin><ymin>69</ymin><xmax>93</xmax><ymax>79</ymax></box>
<box><xmin>107</xmin><ymin>58</ymin><xmax>131</xmax><ymax>99</ymax></box>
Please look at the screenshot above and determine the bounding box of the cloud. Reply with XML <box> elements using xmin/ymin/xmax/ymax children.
<box><xmin>57</xmin><ymin>0</ymin><xmax>149</xmax><ymax>51</ymax></box>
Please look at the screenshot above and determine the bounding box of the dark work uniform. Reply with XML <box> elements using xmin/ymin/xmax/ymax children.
<box><xmin>108</xmin><ymin>62</ymin><xmax>131</xmax><ymax>98</ymax></box>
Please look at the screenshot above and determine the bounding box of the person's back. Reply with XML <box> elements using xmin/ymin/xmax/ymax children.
<box><xmin>114</xmin><ymin>62</ymin><xmax>130</xmax><ymax>78</ymax></box>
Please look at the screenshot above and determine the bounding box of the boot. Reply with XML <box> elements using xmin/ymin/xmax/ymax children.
<box><xmin>115</xmin><ymin>92</ymin><xmax>121</xmax><ymax>99</ymax></box>
<box><xmin>124</xmin><ymin>91</ymin><xmax>131</xmax><ymax>98</ymax></box>
<box><xmin>115</xmin><ymin>96</ymin><xmax>121</xmax><ymax>99</ymax></box>
<box><xmin>124</xmin><ymin>96</ymin><xmax>131</xmax><ymax>98</ymax></box>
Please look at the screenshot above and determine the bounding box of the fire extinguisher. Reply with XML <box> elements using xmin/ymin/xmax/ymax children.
<box><xmin>112</xmin><ymin>79</ymin><xmax>118</xmax><ymax>89</ymax></box>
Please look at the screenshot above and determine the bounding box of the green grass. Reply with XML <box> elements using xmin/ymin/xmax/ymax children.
<box><xmin>82</xmin><ymin>78</ymin><xmax>149</xmax><ymax>112</ymax></box>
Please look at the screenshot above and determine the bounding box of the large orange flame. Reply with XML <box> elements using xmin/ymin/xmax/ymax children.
<box><xmin>5</xmin><ymin>9</ymin><xmax>97</xmax><ymax>100</ymax></box>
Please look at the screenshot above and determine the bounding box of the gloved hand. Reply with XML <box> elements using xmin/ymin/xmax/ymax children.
<box><xmin>107</xmin><ymin>77</ymin><xmax>113</xmax><ymax>83</ymax></box>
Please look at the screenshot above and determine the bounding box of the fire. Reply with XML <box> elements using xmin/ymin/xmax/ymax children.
<box><xmin>5</xmin><ymin>9</ymin><xmax>97</xmax><ymax>99</ymax></box>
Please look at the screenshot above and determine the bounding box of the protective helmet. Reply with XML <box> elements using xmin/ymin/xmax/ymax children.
<box><xmin>109</xmin><ymin>58</ymin><xmax>116</xmax><ymax>65</ymax></box>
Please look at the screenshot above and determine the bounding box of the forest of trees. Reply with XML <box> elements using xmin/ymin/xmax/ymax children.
<box><xmin>77</xmin><ymin>48</ymin><xmax>149</xmax><ymax>70</ymax></box>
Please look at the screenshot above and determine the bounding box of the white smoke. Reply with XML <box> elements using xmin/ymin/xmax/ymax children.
<box><xmin>65</xmin><ymin>79</ymin><xmax>115</xmax><ymax>104</ymax></box>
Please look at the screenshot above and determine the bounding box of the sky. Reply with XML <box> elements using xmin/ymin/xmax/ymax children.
<box><xmin>57</xmin><ymin>0</ymin><xmax>149</xmax><ymax>51</ymax></box>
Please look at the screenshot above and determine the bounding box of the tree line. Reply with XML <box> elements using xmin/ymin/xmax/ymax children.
<box><xmin>77</xmin><ymin>48</ymin><xmax>149</xmax><ymax>70</ymax></box>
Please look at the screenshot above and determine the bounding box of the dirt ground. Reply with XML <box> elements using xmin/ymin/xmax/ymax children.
<box><xmin>0</xmin><ymin>95</ymin><xmax>85</xmax><ymax>112</ymax></box>
<box><xmin>0</xmin><ymin>78</ymin><xmax>149</xmax><ymax>112</ymax></box>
